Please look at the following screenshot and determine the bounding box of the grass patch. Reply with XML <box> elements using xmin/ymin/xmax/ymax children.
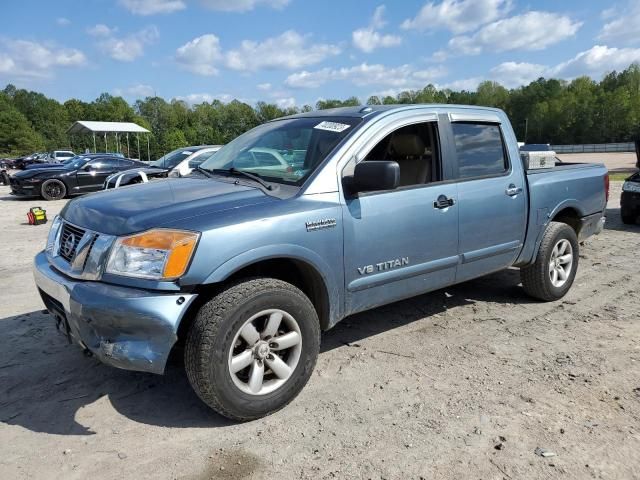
<box><xmin>609</xmin><ymin>172</ymin><xmax>634</xmax><ymax>181</ymax></box>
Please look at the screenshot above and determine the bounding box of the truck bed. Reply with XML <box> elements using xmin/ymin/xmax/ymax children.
<box><xmin>516</xmin><ymin>161</ymin><xmax>608</xmax><ymax>265</ymax></box>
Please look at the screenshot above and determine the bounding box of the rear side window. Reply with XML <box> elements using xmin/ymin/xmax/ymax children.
<box><xmin>452</xmin><ymin>123</ymin><xmax>508</xmax><ymax>179</ymax></box>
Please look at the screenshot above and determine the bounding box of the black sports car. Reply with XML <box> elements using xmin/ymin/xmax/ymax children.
<box><xmin>9</xmin><ymin>155</ymin><xmax>149</xmax><ymax>200</ymax></box>
<box><xmin>621</xmin><ymin>171</ymin><xmax>640</xmax><ymax>224</ymax></box>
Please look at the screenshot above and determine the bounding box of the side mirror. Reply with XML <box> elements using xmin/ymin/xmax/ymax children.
<box><xmin>82</xmin><ymin>164</ymin><xmax>94</xmax><ymax>171</ymax></box>
<box><xmin>351</xmin><ymin>161</ymin><xmax>400</xmax><ymax>193</ymax></box>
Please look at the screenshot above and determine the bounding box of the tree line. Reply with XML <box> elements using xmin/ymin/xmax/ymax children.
<box><xmin>2</xmin><ymin>63</ymin><xmax>640</xmax><ymax>160</ymax></box>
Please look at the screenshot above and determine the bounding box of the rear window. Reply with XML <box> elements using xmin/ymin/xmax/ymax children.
<box><xmin>452</xmin><ymin>123</ymin><xmax>508</xmax><ymax>179</ymax></box>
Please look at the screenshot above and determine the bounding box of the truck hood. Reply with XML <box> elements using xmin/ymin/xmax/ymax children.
<box><xmin>61</xmin><ymin>178</ymin><xmax>275</xmax><ymax>236</ymax></box>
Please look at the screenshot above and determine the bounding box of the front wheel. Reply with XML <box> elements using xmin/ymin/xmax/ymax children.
<box><xmin>521</xmin><ymin>222</ymin><xmax>579</xmax><ymax>301</ymax></box>
<box><xmin>41</xmin><ymin>179</ymin><xmax>66</xmax><ymax>200</ymax></box>
<box><xmin>184</xmin><ymin>278</ymin><xmax>320</xmax><ymax>421</ymax></box>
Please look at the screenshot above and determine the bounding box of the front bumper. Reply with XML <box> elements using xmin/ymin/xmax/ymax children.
<box><xmin>33</xmin><ymin>251</ymin><xmax>198</xmax><ymax>374</ymax></box>
<box><xmin>9</xmin><ymin>179</ymin><xmax>37</xmax><ymax>196</ymax></box>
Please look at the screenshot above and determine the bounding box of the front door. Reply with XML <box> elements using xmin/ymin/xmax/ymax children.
<box><xmin>341</xmin><ymin>119</ymin><xmax>459</xmax><ymax>315</ymax></box>
<box><xmin>76</xmin><ymin>158</ymin><xmax>120</xmax><ymax>191</ymax></box>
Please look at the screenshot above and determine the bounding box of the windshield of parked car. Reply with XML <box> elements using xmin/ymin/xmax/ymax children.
<box><xmin>199</xmin><ymin>117</ymin><xmax>361</xmax><ymax>186</ymax></box>
<box><xmin>152</xmin><ymin>148</ymin><xmax>204</xmax><ymax>169</ymax></box>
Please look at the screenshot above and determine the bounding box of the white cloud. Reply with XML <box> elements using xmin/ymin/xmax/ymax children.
<box><xmin>97</xmin><ymin>26</ymin><xmax>159</xmax><ymax>62</ymax></box>
<box><xmin>486</xmin><ymin>45</ymin><xmax>640</xmax><ymax>89</ymax></box>
<box><xmin>401</xmin><ymin>0</ymin><xmax>511</xmax><ymax>34</ymax></box>
<box><xmin>490</xmin><ymin>62</ymin><xmax>546</xmax><ymax>88</ymax></box>
<box><xmin>352</xmin><ymin>5</ymin><xmax>402</xmax><ymax>53</ymax></box>
<box><xmin>598</xmin><ymin>2</ymin><xmax>640</xmax><ymax>46</ymax></box>
<box><xmin>225</xmin><ymin>31</ymin><xmax>340</xmax><ymax>71</ymax></box>
<box><xmin>199</xmin><ymin>0</ymin><xmax>290</xmax><ymax>12</ymax></box>
<box><xmin>176</xmin><ymin>31</ymin><xmax>338</xmax><ymax>75</ymax></box>
<box><xmin>441</xmin><ymin>77</ymin><xmax>483</xmax><ymax>91</ymax></box>
<box><xmin>257</xmin><ymin>82</ymin><xmax>272</xmax><ymax>90</ymax></box>
<box><xmin>443</xmin><ymin>11</ymin><xmax>581</xmax><ymax>57</ymax></box>
<box><xmin>275</xmin><ymin>97</ymin><xmax>296</xmax><ymax>108</ymax></box>
<box><xmin>0</xmin><ymin>39</ymin><xmax>86</xmax><ymax>79</ymax></box>
<box><xmin>286</xmin><ymin>63</ymin><xmax>447</xmax><ymax>89</ymax></box>
<box><xmin>56</xmin><ymin>17</ymin><xmax>71</xmax><ymax>26</ymax></box>
<box><xmin>175</xmin><ymin>34</ymin><xmax>222</xmax><ymax>75</ymax></box>
<box><xmin>173</xmin><ymin>92</ymin><xmax>234</xmax><ymax>104</ymax></box>
<box><xmin>87</xmin><ymin>24</ymin><xmax>117</xmax><ymax>37</ymax></box>
<box><xmin>551</xmin><ymin>45</ymin><xmax>640</xmax><ymax>78</ymax></box>
<box><xmin>117</xmin><ymin>84</ymin><xmax>155</xmax><ymax>97</ymax></box>
<box><xmin>119</xmin><ymin>0</ymin><xmax>186</xmax><ymax>15</ymax></box>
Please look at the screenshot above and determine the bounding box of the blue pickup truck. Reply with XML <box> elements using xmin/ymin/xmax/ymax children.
<box><xmin>34</xmin><ymin>105</ymin><xmax>608</xmax><ymax>420</ymax></box>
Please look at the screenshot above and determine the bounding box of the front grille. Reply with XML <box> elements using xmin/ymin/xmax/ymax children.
<box><xmin>82</xmin><ymin>235</ymin><xmax>98</xmax><ymax>269</ymax></box>
<box><xmin>58</xmin><ymin>222</ymin><xmax>86</xmax><ymax>263</ymax></box>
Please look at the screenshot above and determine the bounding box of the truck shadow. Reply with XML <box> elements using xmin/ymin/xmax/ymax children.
<box><xmin>0</xmin><ymin>269</ymin><xmax>530</xmax><ymax>435</ymax></box>
<box><xmin>604</xmin><ymin>207</ymin><xmax>640</xmax><ymax>231</ymax></box>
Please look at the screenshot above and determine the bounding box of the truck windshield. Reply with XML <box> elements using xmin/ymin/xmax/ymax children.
<box><xmin>199</xmin><ymin>117</ymin><xmax>361</xmax><ymax>186</ymax></box>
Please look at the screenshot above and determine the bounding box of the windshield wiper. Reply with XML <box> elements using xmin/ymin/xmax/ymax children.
<box><xmin>194</xmin><ymin>166</ymin><xmax>216</xmax><ymax>178</ymax></box>
<box><xmin>212</xmin><ymin>168</ymin><xmax>274</xmax><ymax>190</ymax></box>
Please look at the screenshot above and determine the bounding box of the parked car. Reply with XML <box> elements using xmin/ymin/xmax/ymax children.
<box><xmin>103</xmin><ymin>166</ymin><xmax>170</xmax><ymax>189</ymax></box>
<box><xmin>47</xmin><ymin>150</ymin><xmax>76</xmax><ymax>163</ymax></box>
<box><xmin>621</xmin><ymin>171</ymin><xmax>640</xmax><ymax>224</ymax></box>
<box><xmin>10</xmin><ymin>155</ymin><xmax>147</xmax><ymax>200</ymax></box>
<box><xmin>0</xmin><ymin>157</ymin><xmax>17</xmax><ymax>169</ymax></box>
<box><xmin>152</xmin><ymin>146</ymin><xmax>219</xmax><ymax>170</ymax></box>
<box><xmin>34</xmin><ymin>105</ymin><xmax>608</xmax><ymax>421</ymax></box>
<box><xmin>24</xmin><ymin>153</ymin><xmax>119</xmax><ymax>170</ymax></box>
<box><xmin>14</xmin><ymin>152</ymin><xmax>49</xmax><ymax>170</ymax></box>
<box><xmin>167</xmin><ymin>146</ymin><xmax>222</xmax><ymax>177</ymax></box>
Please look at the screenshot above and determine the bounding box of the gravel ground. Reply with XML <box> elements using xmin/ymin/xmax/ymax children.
<box><xmin>0</xmin><ymin>179</ymin><xmax>639</xmax><ymax>480</ymax></box>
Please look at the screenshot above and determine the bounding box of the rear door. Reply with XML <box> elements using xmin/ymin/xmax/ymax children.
<box><xmin>445</xmin><ymin>116</ymin><xmax>527</xmax><ymax>282</ymax></box>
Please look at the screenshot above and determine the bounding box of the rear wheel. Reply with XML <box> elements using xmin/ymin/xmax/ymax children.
<box><xmin>41</xmin><ymin>179</ymin><xmax>66</xmax><ymax>201</ymax></box>
<box><xmin>621</xmin><ymin>209</ymin><xmax>636</xmax><ymax>225</ymax></box>
<box><xmin>521</xmin><ymin>222</ymin><xmax>579</xmax><ymax>301</ymax></box>
<box><xmin>184</xmin><ymin>278</ymin><xmax>320</xmax><ymax>421</ymax></box>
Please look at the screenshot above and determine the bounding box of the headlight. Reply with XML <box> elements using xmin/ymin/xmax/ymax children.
<box><xmin>622</xmin><ymin>181</ymin><xmax>640</xmax><ymax>193</ymax></box>
<box><xmin>106</xmin><ymin>229</ymin><xmax>199</xmax><ymax>280</ymax></box>
<box><xmin>46</xmin><ymin>216</ymin><xmax>62</xmax><ymax>254</ymax></box>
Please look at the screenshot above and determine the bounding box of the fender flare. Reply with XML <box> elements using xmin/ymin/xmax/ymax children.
<box><xmin>202</xmin><ymin>244</ymin><xmax>342</xmax><ymax>326</ymax></box>
<box><xmin>530</xmin><ymin>199</ymin><xmax>584</xmax><ymax>261</ymax></box>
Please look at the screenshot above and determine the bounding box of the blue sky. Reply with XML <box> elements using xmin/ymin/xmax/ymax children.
<box><xmin>2</xmin><ymin>0</ymin><xmax>639</xmax><ymax>107</ymax></box>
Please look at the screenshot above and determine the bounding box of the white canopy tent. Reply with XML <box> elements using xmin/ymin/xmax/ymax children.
<box><xmin>67</xmin><ymin>121</ymin><xmax>151</xmax><ymax>160</ymax></box>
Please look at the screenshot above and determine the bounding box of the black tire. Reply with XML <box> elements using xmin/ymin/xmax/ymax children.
<box><xmin>41</xmin><ymin>179</ymin><xmax>66</xmax><ymax>201</ymax></box>
<box><xmin>184</xmin><ymin>278</ymin><xmax>320</xmax><ymax>421</ymax></box>
<box><xmin>521</xmin><ymin>221</ymin><xmax>579</xmax><ymax>301</ymax></box>
<box><xmin>621</xmin><ymin>210</ymin><xmax>636</xmax><ymax>225</ymax></box>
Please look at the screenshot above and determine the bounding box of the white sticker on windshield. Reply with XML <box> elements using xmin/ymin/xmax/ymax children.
<box><xmin>314</xmin><ymin>121</ymin><xmax>350</xmax><ymax>133</ymax></box>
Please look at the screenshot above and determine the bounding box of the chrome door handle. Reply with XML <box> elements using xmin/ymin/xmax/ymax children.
<box><xmin>506</xmin><ymin>184</ymin><xmax>523</xmax><ymax>196</ymax></box>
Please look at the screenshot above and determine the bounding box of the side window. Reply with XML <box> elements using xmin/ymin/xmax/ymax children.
<box><xmin>363</xmin><ymin>122</ymin><xmax>440</xmax><ymax>188</ymax></box>
<box><xmin>91</xmin><ymin>158</ymin><xmax>120</xmax><ymax>171</ymax></box>
<box><xmin>451</xmin><ymin>123</ymin><xmax>508</xmax><ymax>179</ymax></box>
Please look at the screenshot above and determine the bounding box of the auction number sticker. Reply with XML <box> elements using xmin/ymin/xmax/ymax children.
<box><xmin>314</xmin><ymin>121</ymin><xmax>351</xmax><ymax>133</ymax></box>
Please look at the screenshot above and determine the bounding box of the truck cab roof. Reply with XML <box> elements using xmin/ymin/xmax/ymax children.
<box><xmin>280</xmin><ymin>104</ymin><xmax>504</xmax><ymax>121</ymax></box>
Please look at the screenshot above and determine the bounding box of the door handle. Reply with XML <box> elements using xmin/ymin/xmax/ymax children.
<box><xmin>434</xmin><ymin>194</ymin><xmax>455</xmax><ymax>209</ymax></box>
<box><xmin>506</xmin><ymin>184</ymin><xmax>523</xmax><ymax>196</ymax></box>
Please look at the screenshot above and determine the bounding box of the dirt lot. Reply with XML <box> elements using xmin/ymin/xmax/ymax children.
<box><xmin>0</xmin><ymin>179</ymin><xmax>639</xmax><ymax>480</ymax></box>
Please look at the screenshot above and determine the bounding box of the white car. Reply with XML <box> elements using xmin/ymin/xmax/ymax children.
<box><xmin>167</xmin><ymin>146</ymin><xmax>222</xmax><ymax>177</ymax></box>
<box><xmin>48</xmin><ymin>150</ymin><xmax>76</xmax><ymax>162</ymax></box>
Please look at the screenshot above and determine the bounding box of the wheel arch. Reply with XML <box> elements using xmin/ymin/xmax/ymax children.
<box><xmin>180</xmin><ymin>249</ymin><xmax>337</xmax><ymax>345</ymax></box>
